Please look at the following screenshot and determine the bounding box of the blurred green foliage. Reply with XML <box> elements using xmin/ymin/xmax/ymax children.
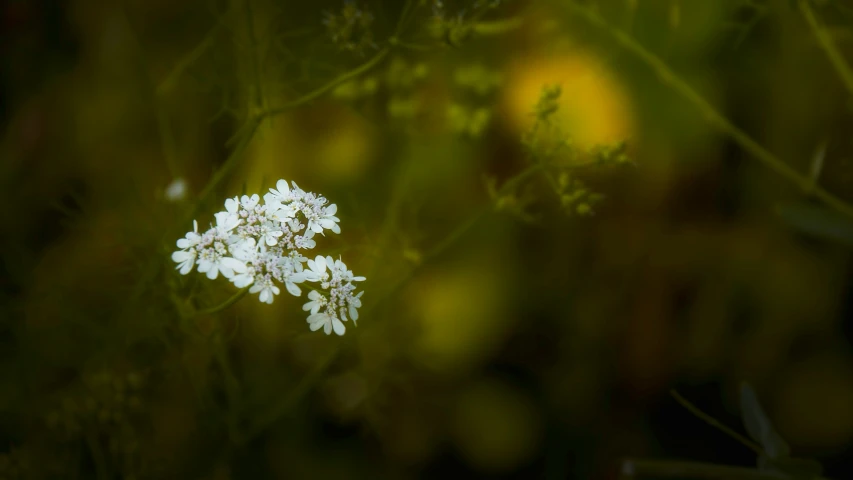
<box><xmin>3</xmin><ymin>0</ymin><xmax>853</xmax><ymax>478</ymax></box>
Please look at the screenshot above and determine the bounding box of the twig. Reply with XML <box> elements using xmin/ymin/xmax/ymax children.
<box><xmin>670</xmin><ymin>390</ymin><xmax>764</xmax><ymax>456</ymax></box>
<box><xmin>561</xmin><ymin>2</ymin><xmax>853</xmax><ymax>221</ymax></box>
<box><xmin>193</xmin><ymin>287</ymin><xmax>251</xmax><ymax>317</ymax></box>
<box><xmin>799</xmin><ymin>0</ymin><xmax>853</xmax><ymax>98</ymax></box>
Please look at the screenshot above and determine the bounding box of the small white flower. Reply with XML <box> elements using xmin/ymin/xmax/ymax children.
<box><xmin>250</xmin><ymin>276</ymin><xmax>280</xmax><ymax>304</ymax></box>
<box><xmin>296</xmin><ymin>229</ymin><xmax>316</xmax><ymax>249</ymax></box>
<box><xmin>172</xmin><ymin>220</ymin><xmax>201</xmax><ymax>274</ymax></box>
<box><xmin>332</xmin><ymin>257</ymin><xmax>365</xmax><ymax>282</ymax></box>
<box><xmin>348</xmin><ymin>291</ymin><xmax>364</xmax><ymax>324</ymax></box>
<box><xmin>214</xmin><ymin>209</ymin><xmax>240</xmax><ymax>234</ymax></box>
<box><xmin>304</xmin><ymin>255</ymin><xmax>329</xmax><ymax>283</ymax></box>
<box><xmin>302</xmin><ymin>290</ymin><xmax>327</xmax><ymax>315</ymax></box>
<box><xmin>307</xmin><ymin>312</ymin><xmax>345</xmax><ymax>336</ymax></box>
<box><xmin>197</xmin><ymin>244</ymin><xmax>247</xmax><ymax>280</ymax></box>
<box><xmin>264</xmin><ymin>180</ymin><xmax>297</xmax><ymax>220</ymax></box>
<box><xmin>224</xmin><ymin>196</ymin><xmax>240</xmax><ymax>214</ymax></box>
<box><xmin>241</xmin><ymin>194</ymin><xmax>260</xmax><ymax>211</ymax></box>
<box><xmin>231</xmin><ymin>265</ymin><xmax>256</xmax><ymax>288</ymax></box>
<box><xmin>229</xmin><ymin>237</ymin><xmax>258</xmax><ymax>262</ymax></box>
<box><xmin>318</xmin><ymin>203</ymin><xmax>341</xmax><ymax>234</ymax></box>
<box><xmin>258</xmin><ymin>222</ymin><xmax>284</xmax><ymax>246</ymax></box>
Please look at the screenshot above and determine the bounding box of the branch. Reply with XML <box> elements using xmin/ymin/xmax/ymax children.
<box><xmin>799</xmin><ymin>0</ymin><xmax>853</xmax><ymax>98</ymax></box>
<box><xmin>561</xmin><ymin>2</ymin><xmax>853</xmax><ymax>221</ymax></box>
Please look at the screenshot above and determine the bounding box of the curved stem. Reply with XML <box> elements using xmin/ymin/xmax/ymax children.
<box><xmin>670</xmin><ymin>390</ymin><xmax>764</xmax><ymax>456</ymax></box>
<box><xmin>562</xmin><ymin>2</ymin><xmax>853</xmax><ymax>221</ymax></box>
<box><xmin>157</xmin><ymin>24</ymin><xmax>221</xmax><ymax>95</ymax></box>
<box><xmin>194</xmin><ymin>287</ymin><xmax>251</xmax><ymax>317</ymax></box>
<box><xmin>257</xmin><ymin>46</ymin><xmax>391</xmax><ymax>120</ymax></box>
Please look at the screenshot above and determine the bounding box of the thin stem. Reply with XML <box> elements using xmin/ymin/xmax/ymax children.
<box><xmin>243</xmin><ymin>0</ymin><xmax>266</xmax><ymax>111</ymax></box>
<box><xmin>193</xmin><ymin>287</ymin><xmax>251</xmax><ymax>317</ymax></box>
<box><xmin>799</xmin><ymin>0</ymin><xmax>853</xmax><ymax>98</ymax></box>
<box><xmin>120</xmin><ymin>0</ymin><xmax>180</xmax><ymax>178</ymax></box>
<box><xmin>187</xmin><ymin>116</ymin><xmax>261</xmax><ymax>223</ymax></box>
<box><xmin>235</xmin><ymin>346</ymin><xmax>339</xmax><ymax>444</ymax></box>
<box><xmin>670</xmin><ymin>390</ymin><xmax>764</xmax><ymax>456</ymax></box>
<box><xmin>233</xmin><ymin>161</ymin><xmax>547</xmax><ymax>444</ymax></box>
<box><xmin>157</xmin><ymin>24</ymin><xmax>221</xmax><ymax>95</ymax></box>
<box><xmin>426</xmin><ymin>163</ymin><xmax>545</xmax><ymax>260</ymax></box>
<box><xmin>561</xmin><ymin>2</ymin><xmax>853</xmax><ymax>221</ymax></box>
<box><xmin>213</xmin><ymin>338</ymin><xmax>242</xmax><ymax>443</ymax></box>
<box><xmin>257</xmin><ymin>46</ymin><xmax>391</xmax><ymax>120</ymax></box>
<box><xmin>473</xmin><ymin>16</ymin><xmax>524</xmax><ymax>36</ymax></box>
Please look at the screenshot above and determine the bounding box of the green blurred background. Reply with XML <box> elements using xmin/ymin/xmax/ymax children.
<box><xmin>3</xmin><ymin>0</ymin><xmax>853</xmax><ymax>478</ymax></box>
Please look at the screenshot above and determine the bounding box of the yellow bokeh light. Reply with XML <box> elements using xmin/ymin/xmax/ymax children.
<box><xmin>502</xmin><ymin>50</ymin><xmax>634</xmax><ymax>154</ymax></box>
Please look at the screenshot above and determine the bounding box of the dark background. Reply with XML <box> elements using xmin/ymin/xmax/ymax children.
<box><xmin>2</xmin><ymin>0</ymin><xmax>853</xmax><ymax>478</ymax></box>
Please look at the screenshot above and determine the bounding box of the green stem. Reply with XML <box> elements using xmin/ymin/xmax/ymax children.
<box><xmin>257</xmin><ymin>46</ymin><xmax>391</xmax><ymax>120</ymax></box>
<box><xmin>473</xmin><ymin>16</ymin><xmax>524</xmax><ymax>36</ymax></box>
<box><xmin>670</xmin><ymin>390</ymin><xmax>764</xmax><ymax>456</ymax></box>
<box><xmin>426</xmin><ymin>163</ymin><xmax>545</xmax><ymax>260</ymax></box>
<box><xmin>213</xmin><ymin>338</ymin><xmax>242</xmax><ymax>442</ymax></box>
<box><xmin>193</xmin><ymin>287</ymin><xmax>251</xmax><ymax>317</ymax></box>
<box><xmin>243</xmin><ymin>0</ymin><xmax>266</xmax><ymax>112</ymax></box>
<box><xmin>233</xmin><ymin>162</ymin><xmax>547</xmax><ymax>444</ymax></box>
<box><xmin>799</xmin><ymin>0</ymin><xmax>853</xmax><ymax>98</ymax></box>
<box><xmin>157</xmin><ymin>24</ymin><xmax>221</xmax><ymax>95</ymax></box>
<box><xmin>562</xmin><ymin>2</ymin><xmax>853</xmax><ymax>221</ymax></box>
<box><xmin>235</xmin><ymin>346</ymin><xmax>339</xmax><ymax>444</ymax></box>
<box><xmin>187</xmin><ymin>116</ymin><xmax>262</xmax><ymax>223</ymax></box>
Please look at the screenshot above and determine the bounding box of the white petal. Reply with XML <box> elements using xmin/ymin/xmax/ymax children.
<box><xmin>332</xmin><ymin>318</ymin><xmax>345</xmax><ymax>336</ymax></box>
<box><xmin>325</xmin><ymin>204</ymin><xmax>337</xmax><ymax>215</ymax></box>
<box><xmin>259</xmin><ymin>290</ymin><xmax>270</xmax><ymax>303</ymax></box>
<box><xmin>205</xmin><ymin>266</ymin><xmax>219</xmax><ymax>280</ymax></box>
<box><xmin>315</xmin><ymin>256</ymin><xmax>327</xmax><ymax>273</ymax></box>
<box><xmin>220</xmin><ymin>257</ymin><xmax>247</xmax><ymax>273</ymax></box>
<box><xmin>276</xmin><ymin>179</ymin><xmax>290</xmax><ymax>194</ymax></box>
<box><xmin>285</xmin><ymin>281</ymin><xmax>301</xmax><ymax>296</ymax></box>
<box><xmin>308</xmin><ymin>316</ymin><xmax>324</xmax><ymax>331</ymax></box>
<box><xmin>172</xmin><ymin>250</ymin><xmax>191</xmax><ymax>262</ymax></box>
<box><xmin>324</xmin><ymin>321</ymin><xmax>332</xmax><ymax>335</ymax></box>
<box><xmin>349</xmin><ymin>304</ymin><xmax>359</xmax><ymax>321</ymax></box>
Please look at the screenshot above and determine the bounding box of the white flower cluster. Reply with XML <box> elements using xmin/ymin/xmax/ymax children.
<box><xmin>171</xmin><ymin>180</ymin><xmax>365</xmax><ymax>336</ymax></box>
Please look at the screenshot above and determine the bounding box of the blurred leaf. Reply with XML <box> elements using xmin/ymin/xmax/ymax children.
<box><xmin>740</xmin><ymin>382</ymin><xmax>791</xmax><ymax>459</ymax></box>
<box><xmin>776</xmin><ymin>202</ymin><xmax>853</xmax><ymax>247</ymax></box>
